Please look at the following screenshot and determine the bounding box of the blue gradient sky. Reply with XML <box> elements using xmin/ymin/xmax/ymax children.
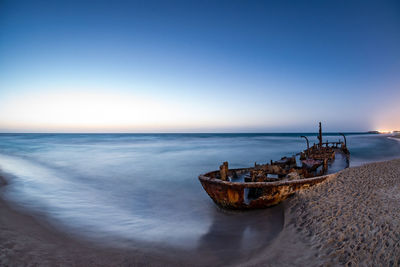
<box><xmin>1</xmin><ymin>0</ymin><xmax>399</xmax><ymax>132</ymax></box>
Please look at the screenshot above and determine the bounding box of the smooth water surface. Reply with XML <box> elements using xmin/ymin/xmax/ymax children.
<box><xmin>0</xmin><ymin>133</ymin><xmax>399</xmax><ymax>254</ymax></box>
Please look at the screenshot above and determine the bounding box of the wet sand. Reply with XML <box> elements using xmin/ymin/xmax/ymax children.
<box><xmin>0</xmin><ymin>176</ymin><xmax>180</xmax><ymax>267</ymax></box>
<box><xmin>0</xmin><ymin>173</ymin><xmax>282</xmax><ymax>267</ymax></box>
<box><xmin>2</xmin><ymin>159</ymin><xmax>400</xmax><ymax>266</ymax></box>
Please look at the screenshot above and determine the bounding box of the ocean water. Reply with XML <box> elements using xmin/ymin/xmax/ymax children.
<box><xmin>0</xmin><ymin>133</ymin><xmax>399</xmax><ymax>255</ymax></box>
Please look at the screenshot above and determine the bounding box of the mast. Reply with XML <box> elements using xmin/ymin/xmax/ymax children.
<box><xmin>318</xmin><ymin>122</ymin><xmax>322</xmax><ymax>148</ymax></box>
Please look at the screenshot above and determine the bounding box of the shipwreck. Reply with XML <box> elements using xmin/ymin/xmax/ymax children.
<box><xmin>199</xmin><ymin>123</ymin><xmax>350</xmax><ymax>210</ymax></box>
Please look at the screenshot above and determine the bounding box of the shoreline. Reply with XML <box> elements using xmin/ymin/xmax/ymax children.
<box><xmin>0</xmin><ymin>176</ymin><xmax>188</xmax><ymax>266</ymax></box>
<box><xmin>389</xmin><ymin>135</ymin><xmax>400</xmax><ymax>141</ymax></box>
<box><xmin>1</xmin><ymin>159</ymin><xmax>400</xmax><ymax>266</ymax></box>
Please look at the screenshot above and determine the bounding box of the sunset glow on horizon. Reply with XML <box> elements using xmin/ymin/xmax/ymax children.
<box><xmin>1</xmin><ymin>0</ymin><xmax>399</xmax><ymax>133</ymax></box>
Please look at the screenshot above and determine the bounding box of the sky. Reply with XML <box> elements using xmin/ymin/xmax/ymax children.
<box><xmin>0</xmin><ymin>0</ymin><xmax>399</xmax><ymax>132</ymax></box>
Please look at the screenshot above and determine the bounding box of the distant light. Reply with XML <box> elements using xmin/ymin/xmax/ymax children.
<box><xmin>377</xmin><ymin>130</ymin><xmax>393</xmax><ymax>134</ymax></box>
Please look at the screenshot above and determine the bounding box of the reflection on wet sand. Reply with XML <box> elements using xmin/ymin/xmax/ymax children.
<box><xmin>196</xmin><ymin>204</ymin><xmax>284</xmax><ymax>265</ymax></box>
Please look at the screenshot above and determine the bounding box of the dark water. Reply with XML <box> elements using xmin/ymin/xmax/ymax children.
<box><xmin>0</xmin><ymin>133</ymin><xmax>399</xmax><ymax>256</ymax></box>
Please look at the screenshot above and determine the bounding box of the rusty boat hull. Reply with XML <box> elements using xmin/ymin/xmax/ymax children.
<box><xmin>198</xmin><ymin>123</ymin><xmax>350</xmax><ymax>210</ymax></box>
<box><xmin>199</xmin><ymin>169</ymin><xmax>337</xmax><ymax>210</ymax></box>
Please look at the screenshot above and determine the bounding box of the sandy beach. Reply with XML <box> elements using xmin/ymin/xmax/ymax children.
<box><xmin>1</xmin><ymin>159</ymin><xmax>400</xmax><ymax>266</ymax></box>
<box><xmin>251</xmin><ymin>159</ymin><xmax>400</xmax><ymax>266</ymax></box>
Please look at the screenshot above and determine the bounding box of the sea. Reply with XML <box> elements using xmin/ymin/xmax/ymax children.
<box><xmin>0</xmin><ymin>133</ymin><xmax>399</xmax><ymax>259</ymax></box>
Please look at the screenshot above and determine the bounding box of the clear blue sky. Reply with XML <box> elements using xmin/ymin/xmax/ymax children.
<box><xmin>1</xmin><ymin>0</ymin><xmax>399</xmax><ymax>132</ymax></box>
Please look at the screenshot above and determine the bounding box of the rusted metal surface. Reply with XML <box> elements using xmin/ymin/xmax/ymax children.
<box><xmin>199</xmin><ymin>171</ymin><xmax>336</xmax><ymax>209</ymax></box>
<box><xmin>301</xmin><ymin>135</ymin><xmax>310</xmax><ymax>150</ymax></box>
<box><xmin>318</xmin><ymin>122</ymin><xmax>323</xmax><ymax>148</ymax></box>
<box><xmin>219</xmin><ymin>161</ymin><xmax>229</xmax><ymax>181</ymax></box>
<box><xmin>198</xmin><ymin>123</ymin><xmax>350</xmax><ymax>210</ymax></box>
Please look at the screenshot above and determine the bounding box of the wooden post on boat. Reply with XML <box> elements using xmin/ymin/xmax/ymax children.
<box><xmin>318</xmin><ymin>122</ymin><xmax>323</xmax><ymax>148</ymax></box>
<box><xmin>323</xmin><ymin>158</ymin><xmax>328</xmax><ymax>173</ymax></box>
<box><xmin>219</xmin><ymin>162</ymin><xmax>229</xmax><ymax>181</ymax></box>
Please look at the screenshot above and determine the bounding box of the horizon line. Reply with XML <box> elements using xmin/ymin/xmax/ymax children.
<box><xmin>0</xmin><ymin>131</ymin><xmax>375</xmax><ymax>134</ymax></box>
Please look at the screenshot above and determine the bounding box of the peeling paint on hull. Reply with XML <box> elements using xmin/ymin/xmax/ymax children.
<box><xmin>199</xmin><ymin>170</ymin><xmax>337</xmax><ymax>210</ymax></box>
